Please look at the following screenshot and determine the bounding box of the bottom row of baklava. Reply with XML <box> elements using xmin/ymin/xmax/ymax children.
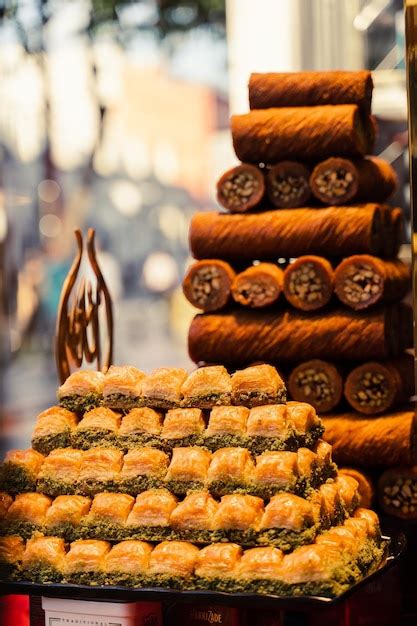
<box><xmin>0</xmin><ymin>473</ymin><xmax>359</xmax><ymax>551</ymax></box>
<box><xmin>0</xmin><ymin>508</ymin><xmax>385</xmax><ymax>598</ymax></box>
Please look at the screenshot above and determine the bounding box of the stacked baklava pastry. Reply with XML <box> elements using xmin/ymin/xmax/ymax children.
<box><xmin>0</xmin><ymin>364</ymin><xmax>385</xmax><ymax>597</ymax></box>
<box><xmin>184</xmin><ymin>71</ymin><xmax>416</xmax><ymax>521</ymax></box>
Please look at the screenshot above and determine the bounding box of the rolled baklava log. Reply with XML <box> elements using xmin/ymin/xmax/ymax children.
<box><xmin>322</xmin><ymin>410</ymin><xmax>417</xmax><ymax>467</ymax></box>
<box><xmin>190</xmin><ymin>205</ymin><xmax>385</xmax><ymax>262</ymax></box>
<box><xmin>310</xmin><ymin>157</ymin><xmax>397</xmax><ymax>206</ymax></box>
<box><xmin>338</xmin><ymin>468</ymin><xmax>374</xmax><ymax>509</ymax></box>
<box><xmin>231</xmin><ymin>263</ymin><xmax>284</xmax><ymax>308</ymax></box>
<box><xmin>334</xmin><ymin>255</ymin><xmax>411</xmax><ymax>311</ymax></box>
<box><xmin>231</xmin><ymin>105</ymin><xmax>374</xmax><ymax>163</ymax></box>
<box><xmin>216</xmin><ymin>164</ymin><xmax>265</xmax><ymax>213</ymax></box>
<box><xmin>283</xmin><ymin>256</ymin><xmax>334</xmax><ymax>311</ymax></box>
<box><xmin>265</xmin><ymin>162</ymin><xmax>311</xmax><ymax>208</ymax></box>
<box><xmin>288</xmin><ymin>360</ymin><xmax>343</xmax><ymax>413</ymax></box>
<box><xmin>344</xmin><ymin>355</ymin><xmax>415</xmax><ymax>415</ymax></box>
<box><xmin>378</xmin><ymin>467</ymin><xmax>417</xmax><ymax>520</ymax></box>
<box><xmin>248</xmin><ymin>71</ymin><xmax>373</xmax><ymax>113</ymax></box>
<box><xmin>383</xmin><ymin>207</ymin><xmax>403</xmax><ymax>258</ymax></box>
<box><xmin>188</xmin><ymin>306</ymin><xmax>410</xmax><ymax>365</ymax></box>
<box><xmin>182</xmin><ymin>260</ymin><xmax>236</xmax><ymax>312</ymax></box>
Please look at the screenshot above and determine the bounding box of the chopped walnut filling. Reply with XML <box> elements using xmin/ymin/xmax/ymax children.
<box><xmin>353</xmin><ymin>371</ymin><xmax>390</xmax><ymax>409</ymax></box>
<box><xmin>383</xmin><ymin>477</ymin><xmax>417</xmax><ymax>516</ymax></box>
<box><xmin>191</xmin><ymin>267</ymin><xmax>222</xmax><ymax>306</ymax></box>
<box><xmin>341</xmin><ymin>263</ymin><xmax>382</xmax><ymax>305</ymax></box>
<box><xmin>235</xmin><ymin>280</ymin><xmax>276</xmax><ymax>306</ymax></box>
<box><xmin>270</xmin><ymin>175</ymin><xmax>308</xmax><ymax>204</ymax></box>
<box><xmin>288</xmin><ymin>262</ymin><xmax>324</xmax><ymax>304</ymax></box>
<box><xmin>315</xmin><ymin>168</ymin><xmax>354</xmax><ymax>199</ymax></box>
<box><xmin>294</xmin><ymin>367</ymin><xmax>334</xmax><ymax>404</ymax></box>
<box><xmin>219</xmin><ymin>172</ymin><xmax>260</xmax><ymax>209</ymax></box>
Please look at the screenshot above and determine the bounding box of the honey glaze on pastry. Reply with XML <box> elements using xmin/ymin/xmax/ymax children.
<box><xmin>57</xmin><ymin>370</ymin><xmax>104</xmax><ymax>413</ymax></box>
<box><xmin>161</xmin><ymin>408</ymin><xmax>205</xmax><ymax>446</ymax></box>
<box><xmin>22</xmin><ymin>536</ymin><xmax>66</xmax><ymax>582</ymax></box>
<box><xmin>141</xmin><ymin>368</ymin><xmax>188</xmax><ymax>409</ymax></box>
<box><xmin>170</xmin><ymin>490</ymin><xmax>219</xmax><ymax>531</ymax></box>
<box><xmin>103</xmin><ymin>365</ymin><xmax>146</xmax><ymax>409</ymax></box>
<box><xmin>181</xmin><ymin>366</ymin><xmax>232</xmax><ymax>408</ymax></box>
<box><xmin>231</xmin><ymin>364</ymin><xmax>286</xmax><ymax>407</ymax></box>
<box><xmin>126</xmin><ymin>489</ymin><xmax>178</xmax><ymax>528</ymax></box>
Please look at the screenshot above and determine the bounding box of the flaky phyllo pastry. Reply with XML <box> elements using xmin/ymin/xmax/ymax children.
<box><xmin>32</xmin><ymin>407</ymin><xmax>78</xmax><ymax>455</ymax></box>
<box><xmin>102</xmin><ymin>365</ymin><xmax>146</xmax><ymax>409</ymax></box>
<box><xmin>57</xmin><ymin>370</ymin><xmax>104</xmax><ymax>413</ymax></box>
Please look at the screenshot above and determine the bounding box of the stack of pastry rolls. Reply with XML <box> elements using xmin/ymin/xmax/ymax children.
<box><xmin>183</xmin><ymin>70</ymin><xmax>415</xmax><ymax>492</ymax></box>
<box><xmin>0</xmin><ymin>363</ymin><xmax>387</xmax><ymax>596</ymax></box>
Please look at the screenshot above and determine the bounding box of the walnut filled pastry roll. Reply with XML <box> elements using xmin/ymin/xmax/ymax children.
<box><xmin>141</xmin><ymin>367</ymin><xmax>188</xmax><ymax>409</ymax></box>
<box><xmin>72</xmin><ymin>407</ymin><xmax>121</xmax><ymax>450</ymax></box>
<box><xmin>207</xmin><ymin>448</ymin><xmax>255</xmax><ymax>496</ymax></box>
<box><xmin>22</xmin><ymin>536</ymin><xmax>66</xmax><ymax>583</ymax></box>
<box><xmin>190</xmin><ymin>206</ymin><xmax>385</xmax><ymax>262</ymax></box>
<box><xmin>334</xmin><ymin>255</ymin><xmax>411</xmax><ymax>310</ymax></box>
<box><xmin>165</xmin><ymin>447</ymin><xmax>211</xmax><ymax>495</ymax></box>
<box><xmin>77</xmin><ymin>448</ymin><xmax>124</xmax><ymax>496</ymax></box>
<box><xmin>249</xmin><ymin>71</ymin><xmax>373</xmax><ymax>113</ymax></box>
<box><xmin>4</xmin><ymin>492</ymin><xmax>52</xmax><ymax>538</ymax></box>
<box><xmin>0</xmin><ymin>449</ymin><xmax>45</xmax><ymax>493</ymax></box>
<box><xmin>231</xmin><ymin>264</ymin><xmax>284</xmax><ymax>308</ymax></box>
<box><xmin>170</xmin><ymin>491</ymin><xmax>219</xmax><ymax>542</ymax></box>
<box><xmin>126</xmin><ymin>489</ymin><xmax>178</xmax><ymax>536</ymax></box>
<box><xmin>181</xmin><ymin>366</ymin><xmax>232</xmax><ymax>408</ymax></box>
<box><xmin>246</xmin><ymin>405</ymin><xmax>291</xmax><ymax>454</ymax></box>
<box><xmin>283</xmin><ymin>256</ymin><xmax>334</xmax><ymax>311</ymax></box>
<box><xmin>344</xmin><ymin>356</ymin><xmax>414</xmax><ymax>415</ymax></box>
<box><xmin>0</xmin><ymin>535</ymin><xmax>25</xmax><ymax>580</ymax></box>
<box><xmin>232</xmin><ymin>105</ymin><xmax>374</xmax><ymax>163</ymax></box>
<box><xmin>81</xmin><ymin>492</ymin><xmax>135</xmax><ymax>540</ymax></box>
<box><xmin>194</xmin><ymin>542</ymin><xmax>242</xmax><ymax>591</ymax></box>
<box><xmin>161</xmin><ymin>408</ymin><xmax>205</xmax><ymax>447</ymax></box>
<box><xmin>310</xmin><ymin>156</ymin><xmax>397</xmax><ymax>205</ymax></box>
<box><xmin>383</xmin><ymin>206</ymin><xmax>403</xmax><ymax>257</ymax></box>
<box><xmin>44</xmin><ymin>495</ymin><xmax>92</xmax><ymax>539</ymax></box>
<box><xmin>64</xmin><ymin>539</ymin><xmax>111</xmax><ymax>585</ymax></box>
<box><xmin>37</xmin><ymin>448</ymin><xmax>83</xmax><ymax>496</ymax></box>
<box><xmin>103</xmin><ymin>540</ymin><xmax>152</xmax><ymax>586</ymax></box>
<box><xmin>378</xmin><ymin>467</ymin><xmax>417</xmax><ymax>520</ymax></box>
<box><xmin>216</xmin><ymin>163</ymin><xmax>265</xmax><ymax>212</ymax></box>
<box><xmin>32</xmin><ymin>407</ymin><xmax>78</xmax><ymax>455</ymax></box>
<box><xmin>231</xmin><ymin>364</ymin><xmax>286</xmax><ymax>407</ymax></box>
<box><xmin>204</xmin><ymin>405</ymin><xmax>249</xmax><ymax>450</ymax></box>
<box><xmin>265</xmin><ymin>162</ymin><xmax>311</xmax><ymax>208</ymax></box>
<box><xmin>57</xmin><ymin>370</ymin><xmax>104</xmax><ymax>413</ymax></box>
<box><xmin>120</xmin><ymin>448</ymin><xmax>169</xmax><ymax>494</ymax></box>
<box><xmin>102</xmin><ymin>365</ymin><xmax>146</xmax><ymax>409</ymax></box>
<box><xmin>148</xmin><ymin>540</ymin><xmax>199</xmax><ymax>589</ymax></box>
<box><xmin>288</xmin><ymin>360</ymin><xmax>343</xmax><ymax>413</ymax></box>
<box><xmin>119</xmin><ymin>407</ymin><xmax>163</xmax><ymax>448</ymax></box>
<box><xmin>182</xmin><ymin>260</ymin><xmax>236</xmax><ymax>312</ymax></box>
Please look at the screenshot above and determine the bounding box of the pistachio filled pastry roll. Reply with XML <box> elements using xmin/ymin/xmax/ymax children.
<box><xmin>207</xmin><ymin>448</ymin><xmax>255</xmax><ymax>495</ymax></box>
<box><xmin>32</xmin><ymin>406</ymin><xmax>78</xmax><ymax>454</ymax></box>
<box><xmin>212</xmin><ymin>494</ymin><xmax>263</xmax><ymax>544</ymax></box>
<box><xmin>288</xmin><ymin>360</ymin><xmax>343</xmax><ymax>414</ymax></box>
<box><xmin>0</xmin><ymin>493</ymin><xmax>13</xmax><ymax>518</ymax></box>
<box><xmin>22</xmin><ymin>536</ymin><xmax>66</xmax><ymax>583</ymax></box>
<box><xmin>204</xmin><ymin>405</ymin><xmax>249</xmax><ymax>450</ymax></box>
<box><xmin>258</xmin><ymin>493</ymin><xmax>317</xmax><ymax>551</ymax></box>
<box><xmin>194</xmin><ymin>543</ymin><xmax>242</xmax><ymax>591</ymax></box>
<box><xmin>37</xmin><ymin>448</ymin><xmax>83</xmax><ymax>496</ymax></box>
<box><xmin>231</xmin><ymin>364</ymin><xmax>286</xmax><ymax>407</ymax></box>
<box><xmin>121</xmin><ymin>448</ymin><xmax>169</xmax><ymax>494</ymax></box>
<box><xmin>286</xmin><ymin>402</ymin><xmax>324</xmax><ymax>448</ymax></box>
<box><xmin>81</xmin><ymin>493</ymin><xmax>135</xmax><ymax>540</ymax></box>
<box><xmin>64</xmin><ymin>539</ymin><xmax>111</xmax><ymax>585</ymax></box>
<box><xmin>254</xmin><ymin>451</ymin><xmax>298</xmax><ymax>498</ymax></box>
<box><xmin>148</xmin><ymin>540</ymin><xmax>199</xmax><ymax>589</ymax></box>
<box><xmin>181</xmin><ymin>366</ymin><xmax>232</xmax><ymax>408</ymax></box>
<box><xmin>183</xmin><ymin>260</ymin><xmax>236</xmax><ymax>312</ymax></box>
<box><xmin>283</xmin><ymin>257</ymin><xmax>334</xmax><ymax>312</ymax></box>
<box><xmin>216</xmin><ymin>163</ymin><xmax>265</xmax><ymax>213</ymax></box>
<box><xmin>78</xmin><ymin>448</ymin><xmax>124</xmax><ymax>496</ymax></box>
<box><xmin>1</xmin><ymin>449</ymin><xmax>45</xmax><ymax>493</ymax></box>
<box><xmin>246</xmin><ymin>405</ymin><xmax>292</xmax><ymax>454</ymax></box>
<box><xmin>236</xmin><ymin>546</ymin><xmax>285</xmax><ymax>593</ymax></box>
<box><xmin>4</xmin><ymin>492</ymin><xmax>52</xmax><ymax>538</ymax></box>
<box><xmin>141</xmin><ymin>367</ymin><xmax>188</xmax><ymax>409</ymax></box>
<box><xmin>0</xmin><ymin>535</ymin><xmax>25</xmax><ymax>580</ymax></box>
<box><xmin>165</xmin><ymin>448</ymin><xmax>211</xmax><ymax>495</ymax></box>
<box><xmin>126</xmin><ymin>489</ymin><xmax>178</xmax><ymax>540</ymax></box>
<box><xmin>161</xmin><ymin>408</ymin><xmax>205</xmax><ymax>448</ymax></box>
<box><xmin>44</xmin><ymin>495</ymin><xmax>91</xmax><ymax>539</ymax></box>
<box><xmin>119</xmin><ymin>408</ymin><xmax>163</xmax><ymax>448</ymax></box>
<box><xmin>57</xmin><ymin>370</ymin><xmax>104</xmax><ymax>413</ymax></box>
<box><xmin>170</xmin><ymin>491</ymin><xmax>219</xmax><ymax>542</ymax></box>
<box><xmin>102</xmin><ymin>540</ymin><xmax>152</xmax><ymax>586</ymax></box>
<box><xmin>72</xmin><ymin>407</ymin><xmax>121</xmax><ymax>450</ymax></box>
<box><xmin>102</xmin><ymin>365</ymin><xmax>146</xmax><ymax>409</ymax></box>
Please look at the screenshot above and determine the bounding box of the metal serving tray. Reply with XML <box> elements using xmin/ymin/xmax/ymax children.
<box><xmin>0</xmin><ymin>533</ymin><xmax>405</xmax><ymax>610</ymax></box>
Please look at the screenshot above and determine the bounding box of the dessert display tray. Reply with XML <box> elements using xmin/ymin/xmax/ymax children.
<box><xmin>0</xmin><ymin>532</ymin><xmax>405</xmax><ymax>610</ymax></box>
